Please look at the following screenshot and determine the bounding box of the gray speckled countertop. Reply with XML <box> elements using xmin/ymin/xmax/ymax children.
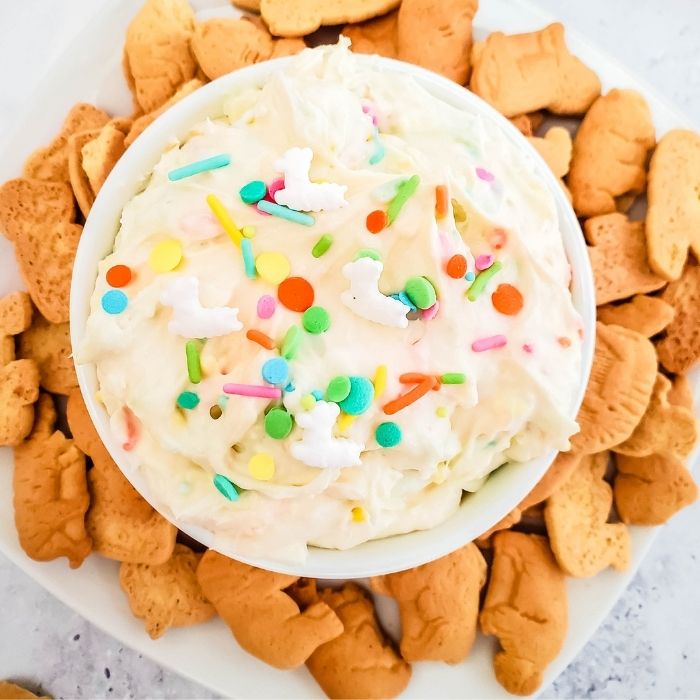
<box><xmin>1</xmin><ymin>1</ymin><xmax>699</xmax><ymax>697</ymax></box>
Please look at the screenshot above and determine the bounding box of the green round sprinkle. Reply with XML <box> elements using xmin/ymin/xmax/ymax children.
<box><xmin>338</xmin><ymin>376</ymin><xmax>375</xmax><ymax>416</ymax></box>
<box><xmin>375</xmin><ymin>421</ymin><xmax>402</xmax><ymax>447</ymax></box>
<box><xmin>239</xmin><ymin>180</ymin><xmax>267</xmax><ymax>205</ymax></box>
<box><xmin>185</xmin><ymin>340</ymin><xmax>202</xmax><ymax>384</ymax></box>
<box><xmin>177</xmin><ymin>391</ymin><xmax>200</xmax><ymax>410</ymax></box>
<box><xmin>354</xmin><ymin>248</ymin><xmax>381</xmax><ymax>262</ymax></box>
<box><xmin>441</xmin><ymin>372</ymin><xmax>466</xmax><ymax>385</ymax></box>
<box><xmin>312</xmin><ymin>233</ymin><xmax>333</xmax><ymax>258</ymax></box>
<box><xmin>213</xmin><ymin>474</ymin><xmax>239</xmax><ymax>501</ymax></box>
<box><xmin>326</xmin><ymin>375</ymin><xmax>351</xmax><ymax>403</ymax></box>
<box><xmin>264</xmin><ymin>408</ymin><xmax>293</xmax><ymax>439</ymax></box>
<box><xmin>404</xmin><ymin>276</ymin><xmax>437</xmax><ymax>310</ymax></box>
<box><xmin>281</xmin><ymin>325</ymin><xmax>301</xmax><ymax>359</ymax></box>
<box><xmin>303</xmin><ymin>306</ymin><xmax>331</xmax><ymax>334</ymax></box>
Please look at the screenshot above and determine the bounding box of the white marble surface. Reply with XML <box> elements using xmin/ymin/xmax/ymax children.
<box><xmin>1</xmin><ymin>1</ymin><xmax>699</xmax><ymax>698</ymax></box>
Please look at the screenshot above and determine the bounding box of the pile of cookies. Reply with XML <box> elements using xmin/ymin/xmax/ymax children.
<box><xmin>0</xmin><ymin>0</ymin><xmax>699</xmax><ymax>697</ymax></box>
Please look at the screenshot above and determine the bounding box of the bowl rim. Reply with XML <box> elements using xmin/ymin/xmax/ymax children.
<box><xmin>70</xmin><ymin>51</ymin><xmax>596</xmax><ymax>578</ymax></box>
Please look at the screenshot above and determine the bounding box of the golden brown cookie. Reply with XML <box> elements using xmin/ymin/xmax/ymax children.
<box><xmin>270</xmin><ymin>37</ymin><xmax>307</xmax><ymax>58</ymax></box>
<box><xmin>646</xmin><ymin>129</ymin><xmax>700</xmax><ymax>281</ymax></box>
<box><xmin>668</xmin><ymin>373</ymin><xmax>694</xmax><ymax>411</ymax></box>
<box><xmin>344</xmin><ymin>11</ymin><xmax>398</xmax><ymax>58</ymax></box>
<box><xmin>508</xmin><ymin>112</ymin><xmax>544</xmax><ymax>137</ymax></box>
<box><xmin>306</xmin><ymin>582</ymin><xmax>412</xmax><ymax>699</ymax></box>
<box><xmin>597</xmin><ymin>294</ymin><xmax>675</xmax><ymax>337</ymax></box>
<box><xmin>527</xmin><ymin>126</ymin><xmax>572</xmax><ymax>178</ymax></box>
<box><xmin>0</xmin><ymin>291</ymin><xmax>33</xmax><ymax>337</ymax></box>
<box><xmin>66</xmin><ymin>389</ymin><xmax>177</xmax><ymax>564</ymax></box>
<box><xmin>13</xmin><ymin>394</ymin><xmax>91</xmax><ymax>568</ymax></box>
<box><xmin>396</xmin><ymin>0</ymin><xmax>478</xmax><ymax>84</ymax></box>
<box><xmin>81</xmin><ymin>122</ymin><xmax>126</xmax><ymax>195</ymax></box>
<box><xmin>23</xmin><ymin>103</ymin><xmax>110</xmax><ymax>182</ymax></box>
<box><xmin>233</xmin><ymin>0</ymin><xmax>261</xmax><ymax>10</ymax></box>
<box><xmin>614</xmin><ymin>452</ymin><xmax>698</xmax><ymax>525</ymax></box>
<box><xmin>197</xmin><ymin>550</ymin><xmax>343</xmax><ymax>669</ymax></box>
<box><xmin>0</xmin><ymin>682</ymin><xmax>49</xmax><ymax>699</ymax></box>
<box><xmin>584</xmin><ymin>213</ymin><xmax>666</xmax><ymax>305</ymax></box>
<box><xmin>119</xmin><ymin>544</ymin><xmax>216</xmax><ymax>639</ymax></box>
<box><xmin>371</xmin><ymin>543</ymin><xmax>486</xmax><ymax>663</ymax></box>
<box><xmin>545</xmin><ymin>451</ymin><xmax>629</xmax><ymax>577</ymax></box>
<box><xmin>124</xmin><ymin>0</ymin><xmax>197</xmax><ymax>113</ymax></box>
<box><xmin>571</xmin><ymin>322</ymin><xmax>657</xmax><ymax>454</ymax></box>
<box><xmin>0</xmin><ymin>359</ymin><xmax>39</xmax><ymax>447</ymax></box>
<box><xmin>469</xmin><ymin>23</ymin><xmax>600</xmax><ymax>118</ymax></box>
<box><xmin>568</xmin><ymin>90</ymin><xmax>655</xmax><ymax>218</ymax></box>
<box><xmin>480</xmin><ymin>532</ymin><xmax>567</xmax><ymax>696</ymax></box>
<box><xmin>68</xmin><ymin>129</ymin><xmax>101</xmax><ymax>218</ymax></box>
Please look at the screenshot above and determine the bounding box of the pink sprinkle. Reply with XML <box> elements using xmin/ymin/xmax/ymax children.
<box><xmin>472</xmin><ymin>335</ymin><xmax>507</xmax><ymax>352</ymax></box>
<box><xmin>421</xmin><ymin>301</ymin><xmax>440</xmax><ymax>321</ymax></box>
<box><xmin>476</xmin><ymin>167</ymin><xmax>495</xmax><ymax>182</ymax></box>
<box><xmin>489</xmin><ymin>228</ymin><xmax>508</xmax><ymax>250</ymax></box>
<box><xmin>256</xmin><ymin>177</ymin><xmax>286</xmax><ymax>215</ymax></box>
<box><xmin>257</xmin><ymin>294</ymin><xmax>276</xmax><ymax>319</ymax></box>
<box><xmin>362</xmin><ymin>102</ymin><xmax>379</xmax><ymax>126</ymax></box>
<box><xmin>121</xmin><ymin>406</ymin><xmax>140</xmax><ymax>451</ymax></box>
<box><xmin>223</xmin><ymin>383</ymin><xmax>282</xmax><ymax>399</ymax></box>
<box><xmin>475</xmin><ymin>254</ymin><xmax>494</xmax><ymax>271</ymax></box>
<box><xmin>522</xmin><ymin>343</ymin><xmax>534</xmax><ymax>354</ymax></box>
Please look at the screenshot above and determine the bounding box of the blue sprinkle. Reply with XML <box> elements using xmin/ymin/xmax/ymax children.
<box><xmin>465</xmin><ymin>271</ymin><xmax>476</xmax><ymax>282</ymax></box>
<box><xmin>101</xmin><ymin>289</ymin><xmax>128</xmax><ymax>315</ymax></box>
<box><xmin>256</xmin><ymin>199</ymin><xmax>315</xmax><ymax>226</ymax></box>
<box><xmin>396</xmin><ymin>291</ymin><xmax>416</xmax><ymax>311</ymax></box>
<box><xmin>168</xmin><ymin>154</ymin><xmax>231</xmax><ymax>181</ymax></box>
<box><xmin>311</xmin><ymin>389</ymin><xmax>323</xmax><ymax>401</ymax></box>
<box><xmin>369</xmin><ymin>127</ymin><xmax>385</xmax><ymax>165</ymax></box>
<box><xmin>241</xmin><ymin>238</ymin><xmax>256</xmax><ymax>278</ymax></box>
<box><xmin>262</xmin><ymin>357</ymin><xmax>289</xmax><ymax>386</ymax></box>
<box><xmin>213</xmin><ymin>474</ymin><xmax>239</xmax><ymax>501</ymax></box>
<box><xmin>285</xmin><ymin>382</ymin><xmax>296</xmax><ymax>393</ymax></box>
<box><xmin>338</xmin><ymin>376</ymin><xmax>375</xmax><ymax>416</ymax></box>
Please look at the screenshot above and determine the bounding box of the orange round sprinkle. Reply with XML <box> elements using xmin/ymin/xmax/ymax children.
<box><xmin>435</xmin><ymin>185</ymin><xmax>448</xmax><ymax>219</ymax></box>
<box><xmin>278</xmin><ymin>276</ymin><xmax>314</xmax><ymax>312</ymax></box>
<box><xmin>106</xmin><ymin>264</ymin><xmax>132</xmax><ymax>288</ymax></box>
<box><xmin>491</xmin><ymin>283</ymin><xmax>524</xmax><ymax>315</ymax></box>
<box><xmin>366</xmin><ymin>209</ymin><xmax>387</xmax><ymax>234</ymax></box>
<box><xmin>246</xmin><ymin>329</ymin><xmax>276</xmax><ymax>350</ymax></box>
<box><xmin>558</xmin><ymin>336</ymin><xmax>572</xmax><ymax>348</ymax></box>
<box><xmin>446</xmin><ymin>254</ymin><xmax>467</xmax><ymax>279</ymax></box>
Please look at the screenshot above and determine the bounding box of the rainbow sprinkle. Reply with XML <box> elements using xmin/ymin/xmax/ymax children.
<box><xmin>168</xmin><ymin>154</ymin><xmax>231</xmax><ymax>181</ymax></box>
<box><xmin>466</xmin><ymin>261</ymin><xmax>502</xmax><ymax>301</ymax></box>
<box><xmin>241</xmin><ymin>239</ymin><xmax>256</xmax><ymax>278</ymax></box>
<box><xmin>206</xmin><ymin>194</ymin><xmax>242</xmax><ymax>247</ymax></box>
<box><xmin>223</xmin><ymin>383</ymin><xmax>282</xmax><ymax>399</ymax></box>
<box><xmin>256</xmin><ymin>200</ymin><xmax>315</xmax><ymax>226</ymax></box>
<box><xmin>472</xmin><ymin>335</ymin><xmax>507</xmax><ymax>352</ymax></box>
<box><xmin>387</xmin><ymin>175</ymin><xmax>420</xmax><ymax>224</ymax></box>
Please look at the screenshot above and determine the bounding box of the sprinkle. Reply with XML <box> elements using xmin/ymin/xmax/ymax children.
<box><xmin>281</xmin><ymin>325</ymin><xmax>302</xmax><ymax>359</ymax></box>
<box><xmin>326</xmin><ymin>375</ymin><xmax>351</xmax><ymax>403</ymax></box>
<box><xmin>101</xmin><ymin>290</ymin><xmax>128</xmax><ymax>314</ymax></box>
<box><xmin>404</xmin><ymin>276</ymin><xmax>437</xmax><ymax>310</ymax></box>
<box><xmin>249</xmin><ymin>453</ymin><xmax>275</xmax><ymax>480</ymax></box>
<box><xmin>421</xmin><ymin>301</ymin><xmax>439</xmax><ymax>321</ymax></box>
<box><xmin>241</xmin><ymin>239</ymin><xmax>256</xmax><ymax>278</ymax></box>
<box><xmin>337</xmin><ymin>412</ymin><xmax>357</xmax><ymax>433</ymax></box>
<box><xmin>300</xmin><ymin>394</ymin><xmax>316</xmax><ymax>410</ymax></box>
<box><xmin>261</xmin><ymin>357</ymin><xmax>289</xmax><ymax>386</ymax></box>
<box><xmin>351</xmin><ymin>506</ymin><xmax>365</xmax><ymax>522</ymax></box>
<box><xmin>489</xmin><ymin>228</ymin><xmax>507</xmax><ymax>250</ymax></box>
<box><xmin>302</xmin><ymin>306</ymin><xmax>330</xmax><ymax>334</ymax></box>
<box><xmin>218</xmin><ymin>396</ymin><xmax>229</xmax><ymax>409</ymax></box>
<box><xmin>185</xmin><ymin>340</ymin><xmax>202</xmax><ymax>383</ymax></box>
<box><xmin>366</xmin><ymin>209</ymin><xmax>387</xmax><ymax>234</ymax></box>
<box><xmin>285</xmin><ymin>382</ymin><xmax>296</xmax><ymax>393</ymax></box>
<box><xmin>387</xmin><ymin>174</ymin><xmax>420</xmax><ymax>224</ymax></box>
<box><xmin>446</xmin><ymin>254</ymin><xmax>467</xmax><ymax>279</ymax></box>
<box><xmin>465</xmin><ymin>271</ymin><xmax>475</xmax><ymax>282</ymax></box>
<box><xmin>558</xmin><ymin>336</ymin><xmax>572</xmax><ymax>348</ymax></box>
<box><xmin>241</xmin><ymin>225</ymin><xmax>256</xmax><ymax>239</ymax></box>
<box><xmin>441</xmin><ymin>372</ymin><xmax>466</xmax><ymax>384</ymax></box>
<box><xmin>476</xmin><ymin>167</ymin><xmax>495</xmax><ymax>182</ymax></box>
<box><xmin>435</xmin><ymin>185</ymin><xmax>449</xmax><ymax>219</ymax></box>
<box><xmin>466</xmin><ymin>261</ymin><xmax>502</xmax><ymax>302</ymax></box>
<box><xmin>168</xmin><ymin>154</ymin><xmax>230</xmax><ymax>181</ymax></box>
<box><xmin>246</xmin><ymin>329</ymin><xmax>276</xmax><ymax>350</ymax></box>
<box><xmin>393</xmin><ymin>292</ymin><xmax>416</xmax><ymax>311</ymax></box>
<box><xmin>492</xmin><ymin>283</ymin><xmax>524</xmax><ymax>315</ymax></box>
<box><xmin>209</xmin><ymin>405</ymin><xmax>223</xmax><ymax>419</ymax></box>
<box><xmin>451</xmin><ymin>198</ymin><xmax>467</xmax><ymax>222</ymax></box>
<box><xmin>206</xmin><ymin>193</ymin><xmax>242</xmax><ymax>247</ymax></box>
<box><xmin>436</xmin><ymin>406</ymin><xmax>448</xmax><ymax>418</ymax></box>
<box><xmin>312</xmin><ymin>233</ymin><xmax>333</xmax><ymax>258</ymax></box>
<box><xmin>255</xmin><ymin>251</ymin><xmax>290</xmax><ymax>284</ymax></box>
<box><xmin>472</xmin><ymin>335</ymin><xmax>507</xmax><ymax>352</ymax></box>
<box><xmin>375</xmin><ymin>421</ymin><xmax>402</xmax><ymax>447</ymax></box>
<box><xmin>149</xmin><ymin>239</ymin><xmax>183</xmax><ymax>272</ymax></box>
<box><xmin>177</xmin><ymin>391</ymin><xmax>200</xmax><ymax>409</ymax></box>
<box><xmin>239</xmin><ymin>180</ymin><xmax>267</xmax><ymax>204</ymax></box>
<box><xmin>256</xmin><ymin>199</ymin><xmax>315</xmax><ymax>226</ymax></box>
<box><xmin>399</xmin><ymin>373</ymin><xmax>440</xmax><ymax>390</ymax></box>
<box><xmin>338</xmin><ymin>376</ymin><xmax>375</xmax><ymax>415</ymax></box>
<box><xmin>355</xmin><ymin>248</ymin><xmax>381</xmax><ymax>262</ymax></box>
<box><xmin>383</xmin><ymin>376</ymin><xmax>437</xmax><ymax>415</ymax></box>
<box><xmin>523</xmin><ymin>343</ymin><xmax>534</xmax><ymax>354</ymax></box>
<box><xmin>369</xmin><ymin>127</ymin><xmax>385</xmax><ymax>165</ymax></box>
<box><xmin>278</xmin><ymin>276</ymin><xmax>314</xmax><ymax>312</ymax></box>
<box><xmin>257</xmin><ymin>294</ymin><xmax>276</xmax><ymax>319</ymax></box>
<box><xmin>213</xmin><ymin>474</ymin><xmax>239</xmax><ymax>501</ymax></box>
<box><xmin>122</xmin><ymin>406</ymin><xmax>140</xmax><ymax>451</ymax></box>
<box><xmin>264</xmin><ymin>408</ymin><xmax>293</xmax><ymax>439</ymax></box>
<box><xmin>372</xmin><ymin>365</ymin><xmax>387</xmax><ymax>399</ymax></box>
<box><xmin>266</xmin><ymin>177</ymin><xmax>285</xmax><ymax>201</ymax></box>
<box><xmin>311</xmin><ymin>389</ymin><xmax>323</xmax><ymax>401</ymax></box>
<box><xmin>223</xmin><ymin>383</ymin><xmax>282</xmax><ymax>399</ymax></box>
<box><xmin>475</xmin><ymin>254</ymin><xmax>494</xmax><ymax>271</ymax></box>
<box><xmin>106</xmin><ymin>264</ymin><xmax>132</xmax><ymax>287</ymax></box>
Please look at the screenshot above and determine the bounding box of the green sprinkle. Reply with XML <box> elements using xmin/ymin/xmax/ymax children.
<box><xmin>300</xmin><ymin>394</ymin><xmax>316</xmax><ymax>410</ymax></box>
<box><xmin>466</xmin><ymin>261</ymin><xmax>502</xmax><ymax>302</ymax></box>
<box><xmin>281</xmin><ymin>325</ymin><xmax>302</xmax><ymax>359</ymax></box>
<box><xmin>303</xmin><ymin>306</ymin><xmax>330</xmax><ymax>334</ymax></box>
<box><xmin>177</xmin><ymin>391</ymin><xmax>200</xmax><ymax>410</ymax></box>
<box><xmin>338</xmin><ymin>376</ymin><xmax>374</xmax><ymax>415</ymax></box>
<box><xmin>312</xmin><ymin>233</ymin><xmax>333</xmax><ymax>258</ymax></box>
<box><xmin>441</xmin><ymin>372</ymin><xmax>466</xmax><ymax>384</ymax></box>
<box><xmin>375</xmin><ymin>421</ymin><xmax>402</xmax><ymax>447</ymax></box>
<box><xmin>185</xmin><ymin>340</ymin><xmax>202</xmax><ymax>384</ymax></box>
<box><xmin>264</xmin><ymin>408</ymin><xmax>293</xmax><ymax>439</ymax></box>
<box><xmin>168</xmin><ymin>153</ymin><xmax>231</xmax><ymax>181</ymax></box>
<box><xmin>326</xmin><ymin>376</ymin><xmax>351</xmax><ymax>403</ymax></box>
<box><xmin>239</xmin><ymin>180</ymin><xmax>267</xmax><ymax>205</ymax></box>
<box><xmin>354</xmin><ymin>248</ymin><xmax>381</xmax><ymax>262</ymax></box>
<box><xmin>213</xmin><ymin>474</ymin><xmax>239</xmax><ymax>501</ymax></box>
<box><xmin>387</xmin><ymin>174</ymin><xmax>420</xmax><ymax>224</ymax></box>
<box><xmin>257</xmin><ymin>200</ymin><xmax>315</xmax><ymax>226</ymax></box>
<box><xmin>404</xmin><ymin>276</ymin><xmax>437</xmax><ymax>310</ymax></box>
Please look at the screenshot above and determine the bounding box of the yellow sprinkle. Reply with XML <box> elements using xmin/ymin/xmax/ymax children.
<box><xmin>337</xmin><ymin>412</ymin><xmax>357</xmax><ymax>433</ymax></box>
<box><xmin>94</xmin><ymin>391</ymin><xmax>104</xmax><ymax>405</ymax></box>
<box><xmin>241</xmin><ymin>225</ymin><xmax>256</xmax><ymax>239</ymax></box>
<box><xmin>255</xmin><ymin>252</ymin><xmax>291</xmax><ymax>284</ymax></box>
<box><xmin>351</xmin><ymin>506</ymin><xmax>365</xmax><ymax>523</ymax></box>
<box><xmin>436</xmin><ymin>406</ymin><xmax>447</xmax><ymax>418</ymax></box>
<box><xmin>249</xmin><ymin>452</ymin><xmax>275</xmax><ymax>480</ymax></box>
<box><xmin>373</xmin><ymin>364</ymin><xmax>387</xmax><ymax>399</ymax></box>
<box><xmin>206</xmin><ymin>193</ymin><xmax>242</xmax><ymax>247</ymax></box>
<box><xmin>149</xmin><ymin>239</ymin><xmax>183</xmax><ymax>272</ymax></box>
<box><xmin>300</xmin><ymin>394</ymin><xmax>316</xmax><ymax>411</ymax></box>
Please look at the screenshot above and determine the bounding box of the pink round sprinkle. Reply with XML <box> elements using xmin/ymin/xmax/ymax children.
<box><xmin>472</xmin><ymin>335</ymin><xmax>507</xmax><ymax>352</ymax></box>
<box><xmin>476</xmin><ymin>167</ymin><xmax>495</xmax><ymax>182</ymax></box>
<box><xmin>421</xmin><ymin>301</ymin><xmax>440</xmax><ymax>321</ymax></box>
<box><xmin>257</xmin><ymin>294</ymin><xmax>276</xmax><ymax>319</ymax></box>
<box><xmin>522</xmin><ymin>343</ymin><xmax>534</xmax><ymax>354</ymax></box>
<box><xmin>475</xmin><ymin>254</ymin><xmax>494</xmax><ymax>271</ymax></box>
<box><xmin>256</xmin><ymin>177</ymin><xmax>286</xmax><ymax>215</ymax></box>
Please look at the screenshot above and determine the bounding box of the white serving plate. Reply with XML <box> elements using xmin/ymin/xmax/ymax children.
<box><xmin>0</xmin><ymin>0</ymin><xmax>697</xmax><ymax>697</ymax></box>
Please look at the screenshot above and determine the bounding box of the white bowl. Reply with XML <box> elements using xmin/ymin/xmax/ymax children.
<box><xmin>70</xmin><ymin>54</ymin><xmax>595</xmax><ymax>579</ymax></box>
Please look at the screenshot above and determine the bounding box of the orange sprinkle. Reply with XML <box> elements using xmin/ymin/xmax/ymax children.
<box><xmin>489</xmin><ymin>228</ymin><xmax>508</xmax><ymax>250</ymax></box>
<box><xmin>106</xmin><ymin>264</ymin><xmax>132</xmax><ymax>288</ymax></box>
<box><xmin>446</xmin><ymin>254</ymin><xmax>467</xmax><ymax>279</ymax></box>
<box><xmin>491</xmin><ymin>283</ymin><xmax>524</xmax><ymax>315</ymax></box>
<box><xmin>278</xmin><ymin>276</ymin><xmax>314</xmax><ymax>312</ymax></box>
<box><xmin>366</xmin><ymin>209</ymin><xmax>387</xmax><ymax>234</ymax></box>
<box><xmin>435</xmin><ymin>185</ymin><xmax>448</xmax><ymax>219</ymax></box>
<box><xmin>399</xmin><ymin>372</ymin><xmax>440</xmax><ymax>390</ymax></box>
<box><xmin>246</xmin><ymin>329</ymin><xmax>276</xmax><ymax>350</ymax></box>
<box><xmin>383</xmin><ymin>376</ymin><xmax>438</xmax><ymax>415</ymax></box>
<box><xmin>558</xmin><ymin>336</ymin><xmax>572</xmax><ymax>348</ymax></box>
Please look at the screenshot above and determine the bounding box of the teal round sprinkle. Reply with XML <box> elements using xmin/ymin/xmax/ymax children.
<box><xmin>177</xmin><ymin>391</ymin><xmax>200</xmax><ymax>410</ymax></box>
<box><xmin>441</xmin><ymin>372</ymin><xmax>466</xmax><ymax>385</ymax></box>
<box><xmin>241</xmin><ymin>239</ymin><xmax>256</xmax><ymax>278</ymax></box>
<box><xmin>265</xmin><ymin>408</ymin><xmax>293</xmax><ymax>439</ymax></box>
<box><xmin>303</xmin><ymin>306</ymin><xmax>330</xmax><ymax>334</ymax></box>
<box><xmin>465</xmin><ymin>271</ymin><xmax>476</xmax><ymax>282</ymax></box>
<box><xmin>312</xmin><ymin>234</ymin><xmax>333</xmax><ymax>258</ymax></box>
<box><xmin>311</xmin><ymin>389</ymin><xmax>323</xmax><ymax>401</ymax></box>
<box><xmin>354</xmin><ymin>248</ymin><xmax>381</xmax><ymax>262</ymax></box>
<box><xmin>239</xmin><ymin>180</ymin><xmax>267</xmax><ymax>204</ymax></box>
<box><xmin>281</xmin><ymin>325</ymin><xmax>301</xmax><ymax>359</ymax></box>
<box><xmin>101</xmin><ymin>290</ymin><xmax>128</xmax><ymax>315</ymax></box>
<box><xmin>375</xmin><ymin>421</ymin><xmax>402</xmax><ymax>447</ymax></box>
<box><xmin>404</xmin><ymin>276</ymin><xmax>437</xmax><ymax>310</ymax></box>
<box><xmin>394</xmin><ymin>292</ymin><xmax>416</xmax><ymax>311</ymax></box>
<box><xmin>262</xmin><ymin>357</ymin><xmax>289</xmax><ymax>386</ymax></box>
<box><xmin>213</xmin><ymin>474</ymin><xmax>239</xmax><ymax>501</ymax></box>
<box><xmin>338</xmin><ymin>376</ymin><xmax>374</xmax><ymax>416</ymax></box>
<box><xmin>326</xmin><ymin>376</ymin><xmax>351</xmax><ymax>403</ymax></box>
